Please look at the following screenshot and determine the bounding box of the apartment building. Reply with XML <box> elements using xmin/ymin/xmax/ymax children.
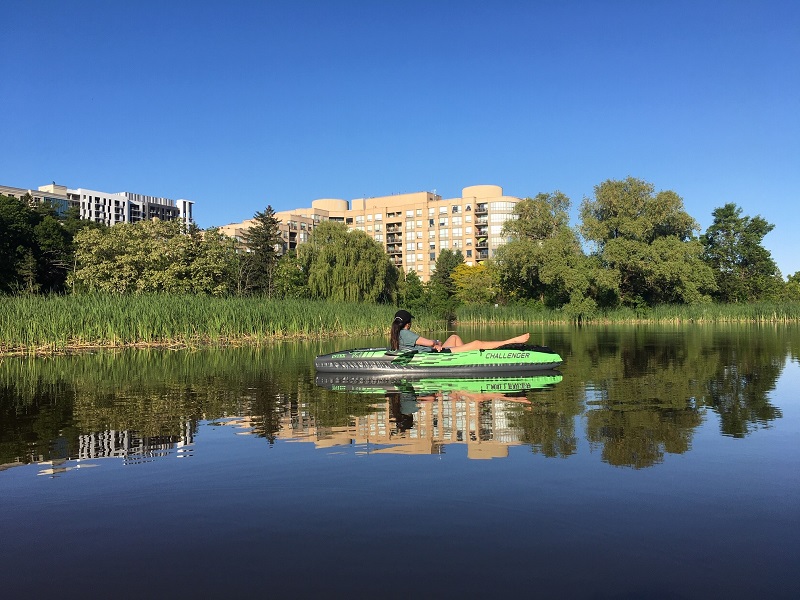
<box><xmin>0</xmin><ymin>183</ymin><xmax>72</xmax><ymax>216</ymax></box>
<box><xmin>1</xmin><ymin>181</ymin><xmax>194</xmax><ymax>227</ymax></box>
<box><xmin>219</xmin><ymin>184</ymin><xmax>521</xmax><ymax>281</ymax></box>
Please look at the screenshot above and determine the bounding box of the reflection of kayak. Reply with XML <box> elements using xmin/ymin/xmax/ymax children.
<box><xmin>314</xmin><ymin>344</ymin><xmax>562</xmax><ymax>374</ymax></box>
<box><xmin>315</xmin><ymin>371</ymin><xmax>563</xmax><ymax>396</ymax></box>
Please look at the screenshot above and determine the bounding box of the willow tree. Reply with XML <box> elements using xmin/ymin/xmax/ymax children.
<box><xmin>580</xmin><ymin>178</ymin><xmax>715</xmax><ymax>307</ymax></box>
<box><xmin>299</xmin><ymin>221</ymin><xmax>397</xmax><ymax>303</ymax></box>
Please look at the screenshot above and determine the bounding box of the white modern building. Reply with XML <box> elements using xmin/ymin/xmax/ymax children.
<box><xmin>2</xmin><ymin>182</ymin><xmax>195</xmax><ymax>227</ymax></box>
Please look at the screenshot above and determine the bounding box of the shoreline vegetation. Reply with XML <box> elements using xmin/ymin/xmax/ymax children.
<box><xmin>2</xmin><ymin>294</ymin><xmax>800</xmax><ymax>357</ymax></box>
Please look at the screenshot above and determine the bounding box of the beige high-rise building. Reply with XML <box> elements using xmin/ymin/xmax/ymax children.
<box><xmin>218</xmin><ymin>184</ymin><xmax>521</xmax><ymax>281</ymax></box>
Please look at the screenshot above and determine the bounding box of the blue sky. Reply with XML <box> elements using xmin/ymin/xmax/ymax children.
<box><xmin>3</xmin><ymin>0</ymin><xmax>798</xmax><ymax>276</ymax></box>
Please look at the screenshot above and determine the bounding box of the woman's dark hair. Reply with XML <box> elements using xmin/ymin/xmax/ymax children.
<box><xmin>390</xmin><ymin>318</ymin><xmax>404</xmax><ymax>351</ymax></box>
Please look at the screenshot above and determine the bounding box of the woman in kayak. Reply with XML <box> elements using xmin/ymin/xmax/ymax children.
<box><xmin>390</xmin><ymin>309</ymin><xmax>530</xmax><ymax>353</ymax></box>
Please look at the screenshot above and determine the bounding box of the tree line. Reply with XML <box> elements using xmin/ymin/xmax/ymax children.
<box><xmin>2</xmin><ymin>177</ymin><xmax>799</xmax><ymax>316</ymax></box>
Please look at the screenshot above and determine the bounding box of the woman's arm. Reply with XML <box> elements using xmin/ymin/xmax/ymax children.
<box><xmin>416</xmin><ymin>336</ymin><xmax>442</xmax><ymax>350</ymax></box>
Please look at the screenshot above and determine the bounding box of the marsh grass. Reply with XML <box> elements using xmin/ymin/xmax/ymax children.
<box><xmin>0</xmin><ymin>295</ymin><xmax>425</xmax><ymax>355</ymax></box>
<box><xmin>2</xmin><ymin>294</ymin><xmax>800</xmax><ymax>355</ymax></box>
<box><xmin>456</xmin><ymin>302</ymin><xmax>800</xmax><ymax>325</ymax></box>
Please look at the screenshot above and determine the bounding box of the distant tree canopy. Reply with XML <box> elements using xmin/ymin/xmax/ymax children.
<box><xmin>1</xmin><ymin>179</ymin><xmax>789</xmax><ymax>311</ymax></box>
<box><xmin>580</xmin><ymin>177</ymin><xmax>715</xmax><ymax>307</ymax></box>
<box><xmin>701</xmin><ymin>203</ymin><xmax>782</xmax><ymax>302</ymax></box>
<box><xmin>0</xmin><ymin>193</ymin><xmax>97</xmax><ymax>294</ymax></box>
<box><xmin>70</xmin><ymin>220</ymin><xmax>237</xmax><ymax>295</ymax></box>
<box><xmin>298</xmin><ymin>221</ymin><xmax>397</xmax><ymax>303</ymax></box>
<box><xmin>241</xmin><ymin>206</ymin><xmax>283</xmax><ymax>296</ymax></box>
<box><xmin>496</xmin><ymin>191</ymin><xmax>600</xmax><ymax>316</ymax></box>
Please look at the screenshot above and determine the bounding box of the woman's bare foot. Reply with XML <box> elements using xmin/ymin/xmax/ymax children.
<box><xmin>509</xmin><ymin>333</ymin><xmax>530</xmax><ymax>344</ymax></box>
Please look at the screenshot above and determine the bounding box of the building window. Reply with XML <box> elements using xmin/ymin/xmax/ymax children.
<box><xmin>467</xmin><ymin>249</ymin><xmax>473</xmax><ymax>258</ymax></box>
<box><xmin>406</xmin><ymin>210</ymin><xmax>414</xmax><ymax>217</ymax></box>
<box><xmin>452</xmin><ymin>228</ymin><xmax>462</xmax><ymax>237</ymax></box>
<box><xmin>374</xmin><ymin>213</ymin><xmax>382</xmax><ymax>221</ymax></box>
<box><xmin>416</xmin><ymin>209</ymin><xmax>422</xmax><ymax>216</ymax></box>
<box><xmin>452</xmin><ymin>216</ymin><xmax>462</xmax><ymax>226</ymax></box>
<box><xmin>439</xmin><ymin>206</ymin><xmax>447</xmax><ymax>214</ymax></box>
<box><xmin>452</xmin><ymin>205</ymin><xmax>461</xmax><ymax>213</ymax></box>
<box><xmin>428</xmin><ymin>208</ymin><xmax>435</xmax><ymax>216</ymax></box>
<box><xmin>429</xmin><ymin>252</ymin><xmax>436</xmax><ymax>261</ymax></box>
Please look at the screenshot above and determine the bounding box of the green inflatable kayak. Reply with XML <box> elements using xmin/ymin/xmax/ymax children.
<box><xmin>314</xmin><ymin>343</ymin><xmax>562</xmax><ymax>374</ymax></box>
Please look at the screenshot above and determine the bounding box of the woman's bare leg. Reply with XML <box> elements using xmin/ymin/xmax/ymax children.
<box><xmin>444</xmin><ymin>333</ymin><xmax>529</xmax><ymax>353</ymax></box>
<box><xmin>442</xmin><ymin>334</ymin><xmax>463</xmax><ymax>347</ymax></box>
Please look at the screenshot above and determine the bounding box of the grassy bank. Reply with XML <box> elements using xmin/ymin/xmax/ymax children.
<box><xmin>457</xmin><ymin>302</ymin><xmax>800</xmax><ymax>325</ymax></box>
<box><xmin>0</xmin><ymin>295</ymin><xmax>409</xmax><ymax>355</ymax></box>
<box><xmin>2</xmin><ymin>295</ymin><xmax>800</xmax><ymax>355</ymax></box>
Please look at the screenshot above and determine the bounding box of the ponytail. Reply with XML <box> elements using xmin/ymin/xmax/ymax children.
<box><xmin>390</xmin><ymin>319</ymin><xmax>404</xmax><ymax>350</ymax></box>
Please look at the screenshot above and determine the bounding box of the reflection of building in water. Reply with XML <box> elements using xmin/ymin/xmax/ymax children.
<box><xmin>270</xmin><ymin>394</ymin><xmax>528</xmax><ymax>459</ymax></box>
<box><xmin>77</xmin><ymin>420</ymin><xmax>194</xmax><ymax>465</ymax></box>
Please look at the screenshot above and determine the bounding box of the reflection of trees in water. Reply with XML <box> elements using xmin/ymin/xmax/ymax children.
<box><xmin>705</xmin><ymin>331</ymin><xmax>784</xmax><ymax>437</ymax></box>
<box><xmin>0</xmin><ymin>344</ymin><xmax>377</xmax><ymax>464</ymax></box>
<box><xmin>0</xmin><ymin>325</ymin><xmax>796</xmax><ymax>467</ymax></box>
<box><xmin>566</xmin><ymin>325</ymin><xmax>792</xmax><ymax>467</ymax></box>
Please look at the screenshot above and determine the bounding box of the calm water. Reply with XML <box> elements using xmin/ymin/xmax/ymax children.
<box><xmin>1</xmin><ymin>325</ymin><xmax>799</xmax><ymax>598</ymax></box>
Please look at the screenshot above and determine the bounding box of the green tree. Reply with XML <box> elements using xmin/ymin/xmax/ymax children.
<box><xmin>0</xmin><ymin>194</ymin><xmax>37</xmax><ymax>293</ymax></box>
<box><xmin>70</xmin><ymin>220</ymin><xmax>237</xmax><ymax>295</ymax></box>
<box><xmin>33</xmin><ymin>215</ymin><xmax>72</xmax><ymax>292</ymax></box>
<box><xmin>783</xmin><ymin>272</ymin><xmax>800</xmax><ymax>301</ymax></box>
<box><xmin>398</xmin><ymin>269</ymin><xmax>426</xmax><ymax>313</ymax></box>
<box><xmin>701</xmin><ymin>203</ymin><xmax>782</xmax><ymax>302</ymax></box>
<box><xmin>243</xmin><ymin>206</ymin><xmax>283</xmax><ymax>296</ymax></box>
<box><xmin>495</xmin><ymin>192</ymin><xmax>603</xmax><ymax>316</ymax></box>
<box><xmin>580</xmin><ymin>177</ymin><xmax>715</xmax><ymax>307</ymax></box>
<box><xmin>272</xmin><ymin>251</ymin><xmax>308</xmax><ymax>299</ymax></box>
<box><xmin>427</xmin><ymin>249</ymin><xmax>464</xmax><ymax>318</ymax></box>
<box><xmin>451</xmin><ymin>263</ymin><xmax>497</xmax><ymax>305</ymax></box>
<box><xmin>299</xmin><ymin>221</ymin><xmax>397</xmax><ymax>303</ymax></box>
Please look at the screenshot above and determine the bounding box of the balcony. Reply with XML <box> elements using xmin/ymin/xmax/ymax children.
<box><xmin>475</xmin><ymin>203</ymin><xmax>488</xmax><ymax>215</ymax></box>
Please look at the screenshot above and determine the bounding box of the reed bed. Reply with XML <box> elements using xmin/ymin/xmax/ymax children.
<box><xmin>457</xmin><ymin>302</ymin><xmax>800</xmax><ymax>325</ymax></box>
<box><xmin>0</xmin><ymin>294</ymin><xmax>417</xmax><ymax>356</ymax></box>
<box><xmin>2</xmin><ymin>295</ymin><xmax>800</xmax><ymax>356</ymax></box>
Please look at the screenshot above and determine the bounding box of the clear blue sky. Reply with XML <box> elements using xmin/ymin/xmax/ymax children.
<box><xmin>3</xmin><ymin>0</ymin><xmax>798</xmax><ymax>276</ymax></box>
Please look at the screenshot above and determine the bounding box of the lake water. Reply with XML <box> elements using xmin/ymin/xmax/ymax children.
<box><xmin>2</xmin><ymin>325</ymin><xmax>799</xmax><ymax>598</ymax></box>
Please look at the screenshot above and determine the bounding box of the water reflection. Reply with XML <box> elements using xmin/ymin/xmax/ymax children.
<box><xmin>312</xmin><ymin>373</ymin><xmax>563</xmax><ymax>458</ymax></box>
<box><xmin>0</xmin><ymin>324</ymin><xmax>795</xmax><ymax>471</ymax></box>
